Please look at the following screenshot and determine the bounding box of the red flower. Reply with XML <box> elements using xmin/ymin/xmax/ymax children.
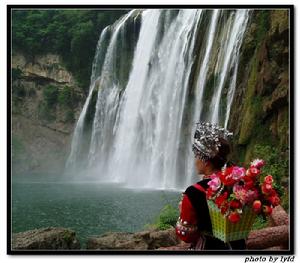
<box><xmin>261</xmin><ymin>183</ymin><xmax>273</xmax><ymax>195</ymax></box>
<box><xmin>229</xmin><ymin>200</ymin><xmax>242</xmax><ymax>209</ymax></box>
<box><xmin>246</xmin><ymin>167</ymin><xmax>260</xmax><ymax>177</ymax></box>
<box><xmin>228</xmin><ymin>212</ymin><xmax>241</xmax><ymax>223</ymax></box>
<box><xmin>220</xmin><ymin>201</ymin><xmax>229</xmax><ymax>215</ymax></box>
<box><xmin>215</xmin><ymin>192</ymin><xmax>229</xmax><ymax>208</ymax></box>
<box><xmin>264</xmin><ymin>175</ymin><xmax>274</xmax><ymax>185</ymax></box>
<box><xmin>219</xmin><ymin>169</ymin><xmax>236</xmax><ymax>186</ymax></box>
<box><xmin>244</xmin><ymin>180</ymin><xmax>254</xmax><ymax>189</ymax></box>
<box><xmin>263</xmin><ymin>205</ymin><xmax>273</xmax><ymax>215</ymax></box>
<box><xmin>206</xmin><ymin>188</ymin><xmax>214</xmax><ymax>199</ymax></box>
<box><xmin>268</xmin><ymin>194</ymin><xmax>280</xmax><ymax>206</ymax></box>
<box><xmin>252</xmin><ymin>200</ymin><xmax>262</xmax><ymax>214</ymax></box>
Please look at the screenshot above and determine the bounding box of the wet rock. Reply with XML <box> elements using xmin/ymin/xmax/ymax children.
<box><xmin>86</xmin><ymin>227</ymin><xmax>180</xmax><ymax>250</ymax></box>
<box><xmin>12</xmin><ymin>227</ymin><xmax>81</xmax><ymax>250</ymax></box>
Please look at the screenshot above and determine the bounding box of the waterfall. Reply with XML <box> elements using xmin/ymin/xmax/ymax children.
<box><xmin>209</xmin><ymin>10</ymin><xmax>249</xmax><ymax>125</ymax></box>
<box><xmin>66</xmin><ymin>9</ymin><xmax>249</xmax><ymax>190</ymax></box>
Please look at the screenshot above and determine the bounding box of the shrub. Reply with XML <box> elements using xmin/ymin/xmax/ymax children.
<box><xmin>58</xmin><ymin>86</ymin><xmax>73</xmax><ymax>107</ymax></box>
<box><xmin>146</xmin><ymin>204</ymin><xmax>179</xmax><ymax>230</ymax></box>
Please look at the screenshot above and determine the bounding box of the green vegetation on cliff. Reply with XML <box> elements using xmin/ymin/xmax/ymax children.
<box><xmin>12</xmin><ymin>10</ymin><xmax>128</xmax><ymax>92</ymax></box>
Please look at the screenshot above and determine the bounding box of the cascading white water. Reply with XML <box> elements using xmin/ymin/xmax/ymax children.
<box><xmin>209</xmin><ymin>10</ymin><xmax>249</xmax><ymax>125</ymax></box>
<box><xmin>66</xmin><ymin>9</ymin><xmax>249</xmax><ymax>190</ymax></box>
<box><xmin>65</xmin><ymin>27</ymin><xmax>110</xmax><ymax>170</ymax></box>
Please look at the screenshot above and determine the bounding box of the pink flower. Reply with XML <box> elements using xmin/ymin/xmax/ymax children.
<box><xmin>208</xmin><ymin>174</ymin><xmax>221</xmax><ymax>191</ymax></box>
<box><xmin>245</xmin><ymin>189</ymin><xmax>259</xmax><ymax>204</ymax></box>
<box><xmin>250</xmin><ymin>159</ymin><xmax>265</xmax><ymax>169</ymax></box>
<box><xmin>233</xmin><ymin>184</ymin><xmax>248</xmax><ymax>205</ymax></box>
<box><xmin>231</xmin><ymin>166</ymin><xmax>246</xmax><ymax>180</ymax></box>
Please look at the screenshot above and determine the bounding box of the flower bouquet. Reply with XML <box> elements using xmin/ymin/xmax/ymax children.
<box><xmin>206</xmin><ymin>159</ymin><xmax>281</xmax><ymax>243</ymax></box>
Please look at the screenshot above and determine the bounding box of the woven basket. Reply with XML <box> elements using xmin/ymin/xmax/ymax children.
<box><xmin>207</xmin><ymin>200</ymin><xmax>256</xmax><ymax>243</ymax></box>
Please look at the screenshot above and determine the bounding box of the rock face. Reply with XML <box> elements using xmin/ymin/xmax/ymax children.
<box><xmin>86</xmin><ymin>227</ymin><xmax>180</xmax><ymax>250</ymax></box>
<box><xmin>11</xmin><ymin>52</ymin><xmax>84</xmax><ymax>174</ymax></box>
<box><xmin>229</xmin><ymin>10</ymin><xmax>289</xmax><ymax>165</ymax></box>
<box><xmin>12</xmin><ymin>53</ymin><xmax>76</xmax><ymax>85</ymax></box>
<box><xmin>11</xmin><ymin>227</ymin><xmax>81</xmax><ymax>250</ymax></box>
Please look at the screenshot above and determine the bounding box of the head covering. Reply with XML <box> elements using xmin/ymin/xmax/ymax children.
<box><xmin>192</xmin><ymin>122</ymin><xmax>233</xmax><ymax>161</ymax></box>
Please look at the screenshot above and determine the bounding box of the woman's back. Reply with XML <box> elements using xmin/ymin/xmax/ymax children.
<box><xmin>176</xmin><ymin>178</ymin><xmax>246</xmax><ymax>250</ymax></box>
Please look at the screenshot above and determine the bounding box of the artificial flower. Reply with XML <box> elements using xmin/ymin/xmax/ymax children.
<box><xmin>245</xmin><ymin>189</ymin><xmax>259</xmax><ymax>204</ymax></box>
<box><xmin>229</xmin><ymin>200</ymin><xmax>242</xmax><ymax>209</ymax></box>
<box><xmin>250</xmin><ymin>159</ymin><xmax>265</xmax><ymax>169</ymax></box>
<box><xmin>206</xmin><ymin>159</ymin><xmax>280</xmax><ymax>223</ymax></box>
<box><xmin>264</xmin><ymin>175</ymin><xmax>274</xmax><ymax>184</ymax></box>
<box><xmin>219</xmin><ymin>169</ymin><xmax>236</xmax><ymax>186</ymax></box>
<box><xmin>252</xmin><ymin>200</ymin><xmax>262</xmax><ymax>214</ymax></box>
<box><xmin>228</xmin><ymin>211</ymin><xmax>241</xmax><ymax>223</ymax></box>
<box><xmin>207</xmin><ymin>174</ymin><xmax>221</xmax><ymax>191</ymax></box>
<box><xmin>215</xmin><ymin>192</ymin><xmax>229</xmax><ymax>208</ymax></box>
<box><xmin>231</xmin><ymin>166</ymin><xmax>246</xmax><ymax>180</ymax></box>
<box><xmin>261</xmin><ymin>183</ymin><xmax>273</xmax><ymax>195</ymax></box>
<box><xmin>246</xmin><ymin>167</ymin><xmax>260</xmax><ymax>177</ymax></box>
<box><xmin>268</xmin><ymin>194</ymin><xmax>280</xmax><ymax>206</ymax></box>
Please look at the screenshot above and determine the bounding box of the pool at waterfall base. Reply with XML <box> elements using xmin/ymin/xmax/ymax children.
<box><xmin>11</xmin><ymin>175</ymin><xmax>181</xmax><ymax>247</ymax></box>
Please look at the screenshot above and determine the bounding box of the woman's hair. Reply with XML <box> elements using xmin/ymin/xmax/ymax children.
<box><xmin>209</xmin><ymin>137</ymin><xmax>232</xmax><ymax>169</ymax></box>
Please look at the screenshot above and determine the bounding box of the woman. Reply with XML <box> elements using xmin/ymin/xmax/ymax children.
<box><xmin>175</xmin><ymin>122</ymin><xmax>246</xmax><ymax>250</ymax></box>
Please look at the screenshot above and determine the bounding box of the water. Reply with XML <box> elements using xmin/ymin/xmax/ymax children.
<box><xmin>66</xmin><ymin>9</ymin><xmax>250</xmax><ymax>190</ymax></box>
<box><xmin>12</xmin><ymin>176</ymin><xmax>180</xmax><ymax>247</ymax></box>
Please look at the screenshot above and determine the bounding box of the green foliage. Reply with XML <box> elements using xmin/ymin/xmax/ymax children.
<box><xmin>238</xmin><ymin>56</ymin><xmax>261</xmax><ymax>145</ymax></box>
<box><xmin>12</xmin><ymin>68</ymin><xmax>23</xmax><ymax>81</ymax></box>
<box><xmin>147</xmin><ymin>204</ymin><xmax>179</xmax><ymax>230</ymax></box>
<box><xmin>43</xmin><ymin>85</ymin><xmax>59</xmax><ymax>107</ymax></box>
<box><xmin>254</xmin><ymin>11</ymin><xmax>270</xmax><ymax>44</ymax></box>
<box><xmin>251</xmin><ymin>215</ymin><xmax>268</xmax><ymax>230</ymax></box>
<box><xmin>253</xmin><ymin>144</ymin><xmax>288</xmax><ymax>186</ymax></box>
<box><xmin>12</xmin><ymin>10</ymin><xmax>128</xmax><ymax>91</ymax></box>
<box><xmin>58</xmin><ymin>86</ymin><xmax>73</xmax><ymax>108</ymax></box>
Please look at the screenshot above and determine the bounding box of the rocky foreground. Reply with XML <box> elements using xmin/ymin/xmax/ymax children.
<box><xmin>11</xmin><ymin>205</ymin><xmax>289</xmax><ymax>251</ymax></box>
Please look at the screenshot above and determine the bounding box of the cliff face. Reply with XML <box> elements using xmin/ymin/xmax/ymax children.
<box><xmin>12</xmin><ymin>52</ymin><xmax>85</xmax><ymax>174</ymax></box>
<box><xmin>228</xmin><ymin>10</ymin><xmax>289</xmax><ymax>164</ymax></box>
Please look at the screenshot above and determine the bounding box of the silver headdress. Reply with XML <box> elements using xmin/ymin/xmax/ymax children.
<box><xmin>192</xmin><ymin>122</ymin><xmax>233</xmax><ymax>161</ymax></box>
